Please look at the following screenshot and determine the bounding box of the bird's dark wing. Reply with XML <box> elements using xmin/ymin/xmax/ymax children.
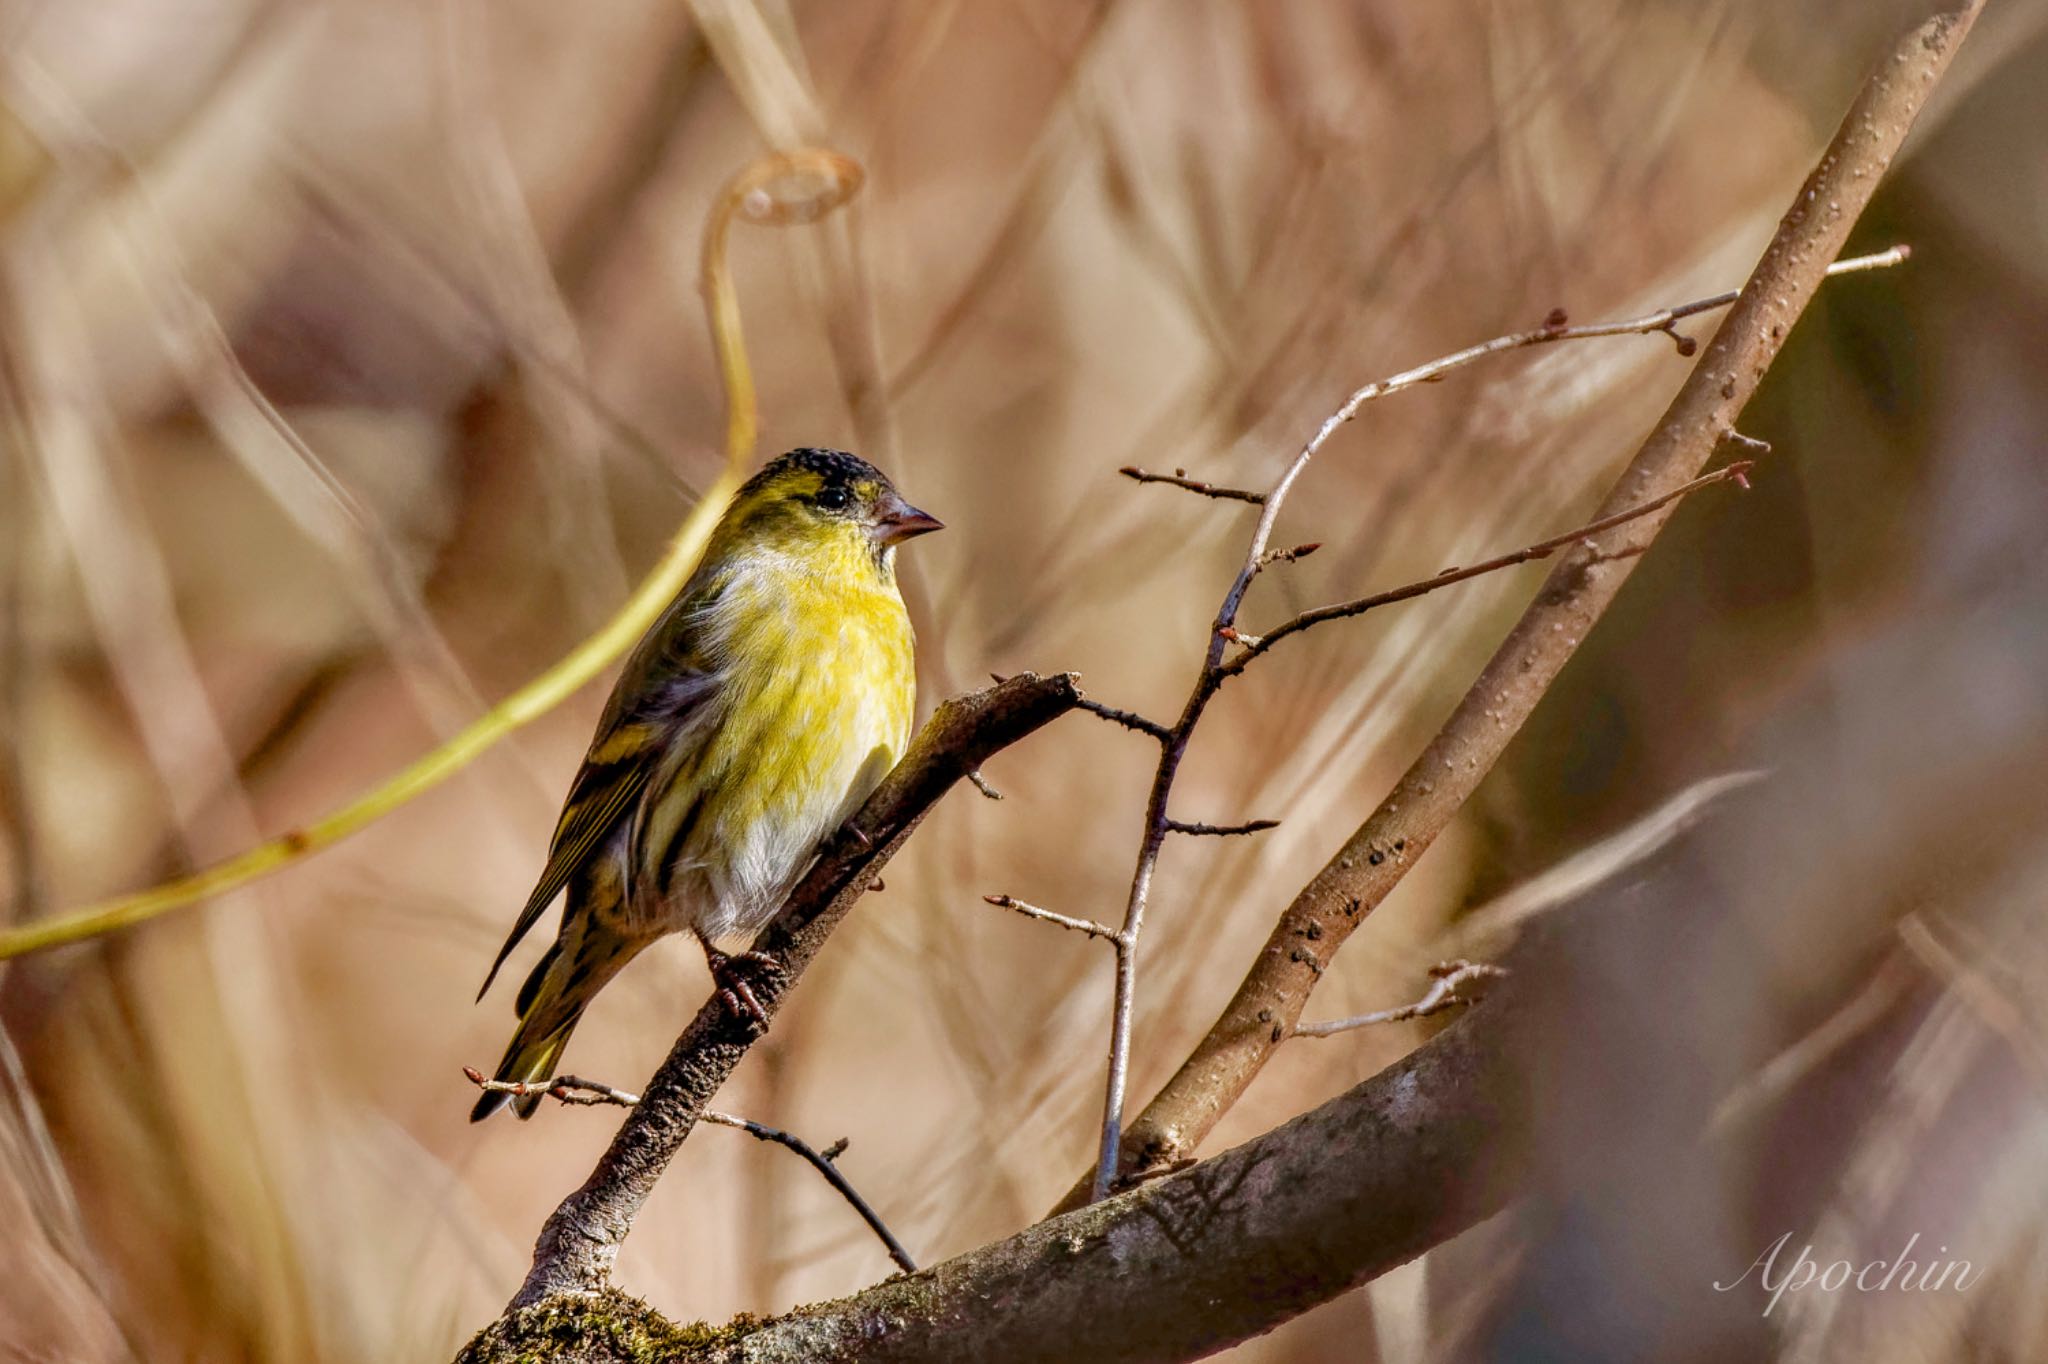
<box><xmin>476</xmin><ymin>665</ymin><xmax>719</xmax><ymax>1001</ymax></box>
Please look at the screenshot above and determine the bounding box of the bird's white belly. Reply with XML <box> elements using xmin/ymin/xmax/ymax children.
<box><xmin>647</xmin><ymin>568</ymin><xmax>912</xmax><ymax>945</ymax></box>
<box><xmin>694</xmin><ymin>678</ymin><xmax>901</xmax><ymax>943</ymax></box>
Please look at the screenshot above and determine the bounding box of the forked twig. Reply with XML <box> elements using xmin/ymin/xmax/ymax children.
<box><xmin>463</xmin><ymin>1068</ymin><xmax>917</xmax><ymax>1273</ymax></box>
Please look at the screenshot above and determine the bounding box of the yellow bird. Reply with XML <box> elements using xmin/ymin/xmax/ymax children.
<box><xmin>472</xmin><ymin>449</ymin><xmax>940</xmax><ymax>1120</ymax></box>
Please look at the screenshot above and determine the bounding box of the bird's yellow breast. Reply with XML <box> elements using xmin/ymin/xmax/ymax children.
<box><xmin>638</xmin><ymin>536</ymin><xmax>915</xmax><ymax>943</ymax></box>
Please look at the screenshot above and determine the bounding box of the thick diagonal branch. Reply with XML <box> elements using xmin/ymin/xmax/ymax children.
<box><xmin>1066</xmin><ymin>0</ymin><xmax>1985</xmax><ymax>1206</ymax></box>
<box><xmin>511</xmin><ymin>672</ymin><xmax>1079</xmax><ymax>1306</ymax></box>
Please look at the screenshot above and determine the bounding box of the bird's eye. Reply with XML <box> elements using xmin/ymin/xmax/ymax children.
<box><xmin>814</xmin><ymin>486</ymin><xmax>851</xmax><ymax>512</ymax></box>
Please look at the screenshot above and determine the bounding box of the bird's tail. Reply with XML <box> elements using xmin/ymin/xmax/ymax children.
<box><xmin>471</xmin><ymin>921</ymin><xmax>645</xmax><ymax>1122</ymax></box>
<box><xmin>470</xmin><ymin>1012</ymin><xmax>577</xmax><ymax>1122</ymax></box>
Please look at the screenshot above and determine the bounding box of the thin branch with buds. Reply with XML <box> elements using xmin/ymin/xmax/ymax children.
<box><xmin>1118</xmin><ymin>466</ymin><xmax>1266</xmax><ymax>504</ymax></box>
<box><xmin>983</xmin><ymin>894</ymin><xmax>1119</xmax><ymax>942</ymax></box>
<box><xmin>1164</xmin><ymin>819</ymin><xmax>1281</xmax><ymax>838</ymax></box>
<box><xmin>1293</xmin><ymin>961</ymin><xmax>1507</xmax><ymax>1037</ymax></box>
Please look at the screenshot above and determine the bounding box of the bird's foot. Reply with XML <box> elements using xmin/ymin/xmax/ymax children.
<box><xmin>823</xmin><ymin>821</ymin><xmax>875</xmax><ymax>856</ymax></box>
<box><xmin>705</xmin><ymin>948</ymin><xmax>781</xmax><ymax>1034</ymax></box>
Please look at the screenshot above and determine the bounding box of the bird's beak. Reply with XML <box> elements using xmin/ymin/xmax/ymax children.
<box><xmin>874</xmin><ymin>494</ymin><xmax>944</xmax><ymax>545</ymax></box>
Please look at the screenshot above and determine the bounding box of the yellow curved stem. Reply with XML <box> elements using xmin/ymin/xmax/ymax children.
<box><xmin>0</xmin><ymin>149</ymin><xmax>864</xmax><ymax>962</ymax></box>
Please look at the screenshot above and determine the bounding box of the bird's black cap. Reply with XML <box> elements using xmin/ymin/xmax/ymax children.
<box><xmin>749</xmin><ymin>447</ymin><xmax>892</xmax><ymax>494</ymax></box>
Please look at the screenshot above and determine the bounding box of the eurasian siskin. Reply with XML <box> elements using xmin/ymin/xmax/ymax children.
<box><xmin>471</xmin><ymin>448</ymin><xmax>940</xmax><ymax>1120</ymax></box>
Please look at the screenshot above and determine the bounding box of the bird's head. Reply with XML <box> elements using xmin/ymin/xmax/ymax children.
<box><xmin>717</xmin><ymin>448</ymin><xmax>942</xmax><ymax>578</ymax></box>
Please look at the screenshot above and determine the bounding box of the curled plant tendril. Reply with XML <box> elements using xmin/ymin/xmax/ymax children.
<box><xmin>0</xmin><ymin>147</ymin><xmax>867</xmax><ymax>962</ymax></box>
<box><xmin>699</xmin><ymin>150</ymin><xmax>864</xmax><ymax>469</ymax></box>
<box><xmin>728</xmin><ymin>149</ymin><xmax>864</xmax><ymax>227</ymax></box>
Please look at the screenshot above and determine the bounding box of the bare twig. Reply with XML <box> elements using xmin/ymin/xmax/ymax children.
<box><xmin>1119</xmin><ymin>465</ymin><xmax>1266</xmax><ymax>504</ymax></box>
<box><xmin>464</xmin><ymin>1068</ymin><xmax>641</xmax><ymax>1107</ymax></box>
<box><xmin>1068</xmin><ymin>0</ymin><xmax>1970</xmax><ymax>1211</ymax></box>
<box><xmin>699</xmin><ymin>1113</ymin><xmax>919</xmax><ymax>1275</ymax></box>
<box><xmin>982</xmin><ymin>894</ymin><xmax>1119</xmax><ymax>942</ymax></box>
<box><xmin>512</xmin><ymin>672</ymin><xmax>1079</xmax><ymax>1306</ymax></box>
<box><xmin>1163</xmin><ymin>819</ymin><xmax>1280</xmax><ymax>838</ymax></box>
<box><xmin>967</xmin><ymin>770</ymin><xmax>1003</xmax><ymax>800</ymax></box>
<box><xmin>1074</xmin><ymin>697</ymin><xmax>1173</xmax><ymax>744</ymax></box>
<box><xmin>463</xmin><ymin>1069</ymin><xmax>917</xmax><ymax>1273</ymax></box>
<box><xmin>1294</xmin><ymin>961</ymin><xmax>1506</xmax><ymax>1037</ymax></box>
<box><xmin>1221</xmin><ymin>462</ymin><xmax>1754</xmax><ymax>675</ymax></box>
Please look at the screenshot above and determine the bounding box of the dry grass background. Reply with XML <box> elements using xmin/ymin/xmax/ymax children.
<box><xmin>3</xmin><ymin>1</ymin><xmax>2048</xmax><ymax>1360</ymax></box>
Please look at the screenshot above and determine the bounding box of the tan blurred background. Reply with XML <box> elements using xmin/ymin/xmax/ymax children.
<box><xmin>3</xmin><ymin>1</ymin><xmax>2047</xmax><ymax>1360</ymax></box>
